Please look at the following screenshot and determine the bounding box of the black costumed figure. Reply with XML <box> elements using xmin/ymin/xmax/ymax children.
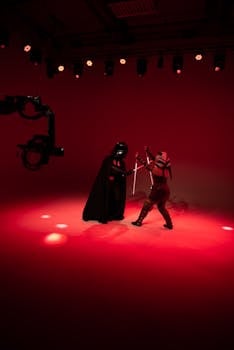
<box><xmin>132</xmin><ymin>146</ymin><xmax>173</xmax><ymax>229</ymax></box>
<box><xmin>82</xmin><ymin>142</ymin><xmax>132</xmax><ymax>224</ymax></box>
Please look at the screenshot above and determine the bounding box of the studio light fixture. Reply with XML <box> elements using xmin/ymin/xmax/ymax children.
<box><xmin>23</xmin><ymin>39</ymin><xmax>33</xmax><ymax>52</ymax></box>
<box><xmin>194</xmin><ymin>50</ymin><xmax>204</xmax><ymax>61</ymax></box>
<box><xmin>57</xmin><ymin>64</ymin><xmax>65</xmax><ymax>72</ymax></box>
<box><xmin>24</xmin><ymin>44</ymin><xmax>32</xmax><ymax>52</ymax></box>
<box><xmin>137</xmin><ymin>58</ymin><xmax>147</xmax><ymax>77</ymax></box>
<box><xmin>73</xmin><ymin>61</ymin><xmax>83</xmax><ymax>78</ymax></box>
<box><xmin>17</xmin><ymin>41</ymin><xmax>231</xmax><ymax>79</ymax></box>
<box><xmin>86</xmin><ymin>59</ymin><xmax>93</xmax><ymax>67</ymax></box>
<box><xmin>119</xmin><ymin>57</ymin><xmax>127</xmax><ymax>65</ymax></box>
<box><xmin>172</xmin><ymin>55</ymin><xmax>183</xmax><ymax>74</ymax></box>
<box><xmin>213</xmin><ymin>53</ymin><xmax>225</xmax><ymax>71</ymax></box>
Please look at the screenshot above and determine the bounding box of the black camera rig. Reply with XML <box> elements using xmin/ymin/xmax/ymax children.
<box><xmin>0</xmin><ymin>95</ymin><xmax>64</xmax><ymax>170</ymax></box>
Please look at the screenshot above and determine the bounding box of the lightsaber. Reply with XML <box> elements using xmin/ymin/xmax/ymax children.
<box><xmin>132</xmin><ymin>160</ymin><xmax>138</xmax><ymax>195</ymax></box>
<box><xmin>146</xmin><ymin>153</ymin><xmax>154</xmax><ymax>186</ymax></box>
<box><xmin>133</xmin><ymin>165</ymin><xmax>144</xmax><ymax>172</ymax></box>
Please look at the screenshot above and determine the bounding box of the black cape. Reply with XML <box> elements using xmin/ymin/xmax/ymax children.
<box><xmin>82</xmin><ymin>155</ymin><xmax>127</xmax><ymax>223</ymax></box>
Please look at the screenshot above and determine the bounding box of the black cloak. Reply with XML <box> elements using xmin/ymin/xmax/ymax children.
<box><xmin>82</xmin><ymin>154</ymin><xmax>128</xmax><ymax>224</ymax></box>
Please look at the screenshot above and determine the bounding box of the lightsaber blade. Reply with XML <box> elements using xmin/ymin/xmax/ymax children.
<box><xmin>132</xmin><ymin>165</ymin><xmax>144</xmax><ymax>172</ymax></box>
<box><xmin>146</xmin><ymin>154</ymin><xmax>154</xmax><ymax>186</ymax></box>
<box><xmin>132</xmin><ymin>160</ymin><xmax>138</xmax><ymax>196</ymax></box>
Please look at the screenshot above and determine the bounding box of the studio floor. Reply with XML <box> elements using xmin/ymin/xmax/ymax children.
<box><xmin>1</xmin><ymin>192</ymin><xmax>234</xmax><ymax>349</ymax></box>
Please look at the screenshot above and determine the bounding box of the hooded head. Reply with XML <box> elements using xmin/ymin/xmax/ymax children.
<box><xmin>111</xmin><ymin>142</ymin><xmax>128</xmax><ymax>159</ymax></box>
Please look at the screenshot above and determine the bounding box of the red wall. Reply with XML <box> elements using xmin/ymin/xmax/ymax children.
<box><xmin>0</xmin><ymin>46</ymin><xmax>233</xmax><ymax>213</ymax></box>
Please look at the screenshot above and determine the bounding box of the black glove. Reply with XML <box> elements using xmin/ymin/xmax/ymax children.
<box><xmin>126</xmin><ymin>169</ymin><xmax>134</xmax><ymax>176</ymax></box>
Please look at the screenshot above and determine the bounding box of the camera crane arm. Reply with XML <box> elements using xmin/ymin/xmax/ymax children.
<box><xmin>0</xmin><ymin>95</ymin><xmax>64</xmax><ymax>170</ymax></box>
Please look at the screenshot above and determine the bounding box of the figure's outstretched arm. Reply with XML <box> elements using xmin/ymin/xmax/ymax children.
<box><xmin>144</xmin><ymin>146</ymin><xmax>155</xmax><ymax>161</ymax></box>
<box><xmin>135</xmin><ymin>152</ymin><xmax>153</xmax><ymax>171</ymax></box>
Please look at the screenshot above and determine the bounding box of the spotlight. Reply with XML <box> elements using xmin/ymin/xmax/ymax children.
<box><xmin>172</xmin><ymin>55</ymin><xmax>183</xmax><ymax>74</ymax></box>
<box><xmin>57</xmin><ymin>64</ymin><xmax>65</xmax><ymax>72</ymax></box>
<box><xmin>86</xmin><ymin>59</ymin><xmax>93</xmax><ymax>67</ymax></box>
<box><xmin>137</xmin><ymin>58</ymin><xmax>147</xmax><ymax>77</ymax></box>
<box><xmin>194</xmin><ymin>50</ymin><xmax>204</xmax><ymax>61</ymax></box>
<box><xmin>73</xmin><ymin>61</ymin><xmax>83</xmax><ymax>78</ymax></box>
<box><xmin>213</xmin><ymin>53</ymin><xmax>225</xmax><ymax>72</ymax></box>
<box><xmin>29</xmin><ymin>48</ymin><xmax>42</xmax><ymax>65</ymax></box>
<box><xmin>104</xmin><ymin>60</ymin><xmax>114</xmax><ymax>76</ymax></box>
<box><xmin>120</xmin><ymin>57</ymin><xmax>127</xmax><ymax>65</ymax></box>
<box><xmin>195</xmin><ymin>53</ymin><xmax>202</xmax><ymax>61</ymax></box>
<box><xmin>24</xmin><ymin>44</ymin><xmax>32</xmax><ymax>52</ymax></box>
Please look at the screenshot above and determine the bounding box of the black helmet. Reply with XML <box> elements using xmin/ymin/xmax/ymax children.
<box><xmin>112</xmin><ymin>142</ymin><xmax>128</xmax><ymax>158</ymax></box>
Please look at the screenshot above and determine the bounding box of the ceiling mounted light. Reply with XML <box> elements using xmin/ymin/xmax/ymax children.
<box><xmin>57</xmin><ymin>64</ymin><xmax>65</xmax><ymax>72</ymax></box>
<box><xmin>194</xmin><ymin>50</ymin><xmax>204</xmax><ymax>61</ymax></box>
<box><xmin>120</xmin><ymin>57</ymin><xmax>127</xmax><ymax>65</ymax></box>
<box><xmin>137</xmin><ymin>58</ymin><xmax>147</xmax><ymax>77</ymax></box>
<box><xmin>172</xmin><ymin>55</ymin><xmax>183</xmax><ymax>74</ymax></box>
<box><xmin>24</xmin><ymin>44</ymin><xmax>32</xmax><ymax>52</ymax></box>
<box><xmin>86</xmin><ymin>59</ymin><xmax>93</xmax><ymax>67</ymax></box>
<box><xmin>213</xmin><ymin>53</ymin><xmax>225</xmax><ymax>72</ymax></box>
<box><xmin>73</xmin><ymin>61</ymin><xmax>83</xmax><ymax>78</ymax></box>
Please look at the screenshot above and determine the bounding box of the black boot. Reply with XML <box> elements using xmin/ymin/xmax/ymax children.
<box><xmin>131</xmin><ymin>202</ymin><xmax>151</xmax><ymax>227</ymax></box>
<box><xmin>132</xmin><ymin>220</ymin><xmax>142</xmax><ymax>227</ymax></box>
<box><xmin>164</xmin><ymin>223</ymin><xmax>173</xmax><ymax>229</ymax></box>
<box><xmin>158</xmin><ymin>204</ymin><xmax>173</xmax><ymax>229</ymax></box>
<box><xmin>161</xmin><ymin>209</ymin><xmax>173</xmax><ymax>229</ymax></box>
